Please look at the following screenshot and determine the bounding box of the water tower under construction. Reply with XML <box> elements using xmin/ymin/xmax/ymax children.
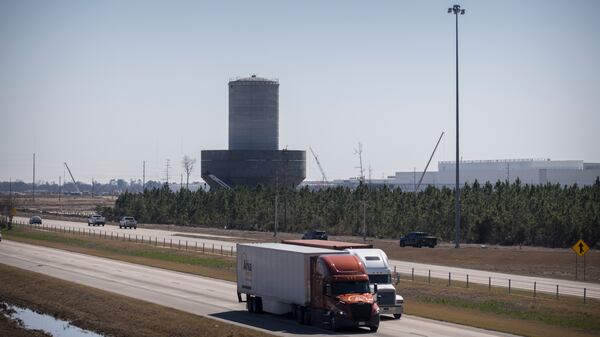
<box><xmin>201</xmin><ymin>75</ymin><xmax>306</xmax><ymax>189</ymax></box>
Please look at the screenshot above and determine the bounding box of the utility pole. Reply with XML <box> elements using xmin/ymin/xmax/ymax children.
<box><xmin>274</xmin><ymin>172</ymin><xmax>279</xmax><ymax>237</ymax></box>
<box><xmin>274</xmin><ymin>193</ymin><xmax>278</xmax><ymax>237</ymax></box>
<box><xmin>354</xmin><ymin>142</ymin><xmax>365</xmax><ymax>183</ymax></box>
<box><xmin>58</xmin><ymin>176</ymin><xmax>61</xmax><ymax>201</ymax></box>
<box><xmin>448</xmin><ymin>4</ymin><xmax>466</xmax><ymax>248</ymax></box>
<box><xmin>32</xmin><ymin>153</ymin><xmax>35</xmax><ymax>202</ymax></box>
<box><xmin>413</xmin><ymin>168</ymin><xmax>416</xmax><ymax>192</ymax></box>
<box><xmin>91</xmin><ymin>178</ymin><xmax>94</xmax><ymax>197</ymax></box>
<box><xmin>165</xmin><ymin>159</ymin><xmax>171</xmax><ymax>184</ymax></box>
<box><xmin>143</xmin><ymin>160</ymin><xmax>146</xmax><ymax>191</ymax></box>
<box><xmin>362</xmin><ymin>200</ymin><xmax>367</xmax><ymax>242</ymax></box>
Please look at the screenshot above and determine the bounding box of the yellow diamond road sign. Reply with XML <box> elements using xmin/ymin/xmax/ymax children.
<box><xmin>572</xmin><ymin>239</ymin><xmax>590</xmax><ymax>257</ymax></box>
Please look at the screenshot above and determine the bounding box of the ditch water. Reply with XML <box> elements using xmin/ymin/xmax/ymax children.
<box><xmin>2</xmin><ymin>303</ymin><xmax>103</xmax><ymax>337</ymax></box>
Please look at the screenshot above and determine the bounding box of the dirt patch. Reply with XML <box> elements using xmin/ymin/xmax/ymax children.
<box><xmin>11</xmin><ymin>195</ymin><xmax>114</xmax><ymax>218</ymax></box>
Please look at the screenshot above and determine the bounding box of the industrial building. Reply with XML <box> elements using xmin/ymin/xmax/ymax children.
<box><xmin>388</xmin><ymin>158</ymin><xmax>600</xmax><ymax>191</ymax></box>
<box><xmin>303</xmin><ymin>158</ymin><xmax>600</xmax><ymax>191</ymax></box>
<box><xmin>201</xmin><ymin>75</ymin><xmax>306</xmax><ymax>189</ymax></box>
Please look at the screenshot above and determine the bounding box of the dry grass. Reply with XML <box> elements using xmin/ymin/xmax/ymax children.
<box><xmin>0</xmin><ymin>264</ymin><xmax>273</xmax><ymax>337</ymax></box>
<box><xmin>398</xmin><ymin>275</ymin><xmax>600</xmax><ymax>337</ymax></box>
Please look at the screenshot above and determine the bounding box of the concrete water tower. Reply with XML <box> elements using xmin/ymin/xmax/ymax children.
<box><xmin>201</xmin><ymin>75</ymin><xmax>306</xmax><ymax>189</ymax></box>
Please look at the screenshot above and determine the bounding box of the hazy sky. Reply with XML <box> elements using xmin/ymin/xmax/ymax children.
<box><xmin>1</xmin><ymin>0</ymin><xmax>599</xmax><ymax>184</ymax></box>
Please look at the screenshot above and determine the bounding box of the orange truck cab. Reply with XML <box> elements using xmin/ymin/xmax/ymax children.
<box><xmin>311</xmin><ymin>254</ymin><xmax>380</xmax><ymax>331</ymax></box>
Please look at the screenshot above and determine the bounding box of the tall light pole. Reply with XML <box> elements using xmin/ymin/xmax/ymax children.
<box><xmin>448</xmin><ymin>4</ymin><xmax>465</xmax><ymax>248</ymax></box>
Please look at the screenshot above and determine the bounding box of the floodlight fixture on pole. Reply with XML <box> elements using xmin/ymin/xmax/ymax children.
<box><xmin>448</xmin><ymin>4</ymin><xmax>465</xmax><ymax>248</ymax></box>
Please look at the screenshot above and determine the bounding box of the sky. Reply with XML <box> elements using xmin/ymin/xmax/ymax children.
<box><xmin>1</xmin><ymin>0</ymin><xmax>599</xmax><ymax>184</ymax></box>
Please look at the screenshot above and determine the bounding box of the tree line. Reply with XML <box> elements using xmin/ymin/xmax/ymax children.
<box><xmin>101</xmin><ymin>178</ymin><xmax>600</xmax><ymax>248</ymax></box>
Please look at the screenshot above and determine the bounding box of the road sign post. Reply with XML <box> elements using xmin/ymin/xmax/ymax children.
<box><xmin>571</xmin><ymin>239</ymin><xmax>590</xmax><ymax>281</ymax></box>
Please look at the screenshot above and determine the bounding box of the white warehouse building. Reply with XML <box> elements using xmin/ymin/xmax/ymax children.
<box><xmin>389</xmin><ymin>159</ymin><xmax>600</xmax><ymax>191</ymax></box>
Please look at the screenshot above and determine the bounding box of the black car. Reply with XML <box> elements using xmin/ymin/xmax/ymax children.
<box><xmin>302</xmin><ymin>230</ymin><xmax>328</xmax><ymax>240</ymax></box>
<box><xmin>399</xmin><ymin>232</ymin><xmax>437</xmax><ymax>248</ymax></box>
<box><xmin>29</xmin><ymin>216</ymin><xmax>42</xmax><ymax>225</ymax></box>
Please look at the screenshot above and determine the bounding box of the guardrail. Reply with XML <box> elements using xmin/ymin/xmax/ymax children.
<box><xmin>391</xmin><ymin>265</ymin><xmax>598</xmax><ymax>303</ymax></box>
<box><xmin>12</xmin><ymin>221</ymin><xmax>236</xmax><ymax>257</ymax></box>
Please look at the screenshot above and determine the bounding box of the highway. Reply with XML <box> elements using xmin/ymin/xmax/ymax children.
<box><xmin>0</xmin><ymin>240</ymin><xmax>516</xmax><ymax>337</ymax></box>
<box><xmin>14</xmin><ymin>216</ymin><xmax>600</xmax><ymax>299</ymax></box>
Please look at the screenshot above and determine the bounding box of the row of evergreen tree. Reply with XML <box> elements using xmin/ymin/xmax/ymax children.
<box><xmin>101</xmin><ymin>178</ymin><xmax>600</xmax><ymax>248</ymax></box>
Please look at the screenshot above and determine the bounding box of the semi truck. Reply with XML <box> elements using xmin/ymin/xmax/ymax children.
<box><xmin>236</xmin><ymin>243</ymin><xmax>380</xmax><ymax>332</ymax></box>
<box><xmin>282</xmin><ymin>239</ymin><xmax>404</xmax><ymax>319</ymax></box>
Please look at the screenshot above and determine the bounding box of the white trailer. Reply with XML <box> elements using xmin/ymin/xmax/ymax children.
<box><xmin>237</xmin><ymin>243</ymin><xmax>346</xmax><ymax>315</ymax></box>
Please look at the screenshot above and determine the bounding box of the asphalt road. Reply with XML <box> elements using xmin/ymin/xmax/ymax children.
<box><xmin>0</xmin><ymin>240</ymin><xmax>516</xmax><ymax>337</ymax></box>
<box><xmin>14</xmin><ymin>216</ymin><xmax>600</xmax><ymax>299</ymax></box>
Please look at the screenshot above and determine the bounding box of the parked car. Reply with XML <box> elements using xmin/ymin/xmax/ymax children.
<box><xmin>301</xmin><ymin>230</ymin><xmax>328</xmax><ymax>240</ymax></box>
<box><xmin>88</xmin><ymin>214</ymin><xmax>106</xmax><ymax>226</ymax></box>
<box><xmin>0</xmin><ymin>232</ymin><xmax>3</xmax><ymax>242</ymax></box>
<box><xmin>119</xmin><ymin>216</ymin><xmax>137</xmax><ymax>229</ymax></box>
<box><xmin>29</xmin><ymin>216</ymin><xmax>42</xmax><ymax>225</ymax></box>
<box><xmin>399</xmin><ymin>232</ymin><xmax>437</xmax><ymax>248</ymax></box>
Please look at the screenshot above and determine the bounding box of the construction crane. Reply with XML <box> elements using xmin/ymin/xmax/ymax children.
<box><xmin>415</xmin><ymin>132</ymin><xmax>445</xmax><ymax>192</ymax></box>
<box><xmin>63</xmin><ymin>162</ymin><xmax>81</xmax><ymax>194</ymax></box>
<box><xmin>309</xmin><ymin>147</ymin><xmax>328</xmax><ymax>185</ymax></box>
<box><xmin>207</xmin><ymin>174</ymin><xmax>231</xmax><ymax>190</ymax></box>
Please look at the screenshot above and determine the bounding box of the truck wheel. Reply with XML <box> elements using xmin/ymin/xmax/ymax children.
<box><xmin>399</xmin><ymin>242</ymin><xmax>405</xmax><ymax>247</ymax></box>
<box><xmin>393</xmin><ymin>314</ymin><xmax>402</xmax><ymax>319</ymax></box>
<box><xmin>330</xmin><ymin>314</ymin><xmax>338</xmax><ymax>331</ymax></box>
<box><xmin>255</xmin><ymin>297</ymin><xmax>263</xmax><ymax>313</ymax></box>
<box><xmin>303</xmin><ymin>309</ymin><xmax>310</xmax><ymax>325</ymax></box>
<box><xmin>247</xmin><ymin>297</ymin><xmax>254</xmax><ymax>313</ymax></box>
<box><xmin>296</xmin><ymin>306</ymin><xmax>304</xmax><ymax>324</ymax></box>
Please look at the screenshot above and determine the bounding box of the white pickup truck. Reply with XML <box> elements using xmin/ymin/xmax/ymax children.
<box><xmin>88</xmin><ymin>214</ymin><xmax>106</xmax><ymax>226</ymax></box>
<box><xmin>119</xmin><ymin>216</ymin><xmax>137</xmax><ymax>229</ymax></box>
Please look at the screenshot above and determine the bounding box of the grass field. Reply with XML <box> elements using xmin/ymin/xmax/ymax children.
<box><xmin>3</xmin><ymin>226</ymin><xmax>600</xmax><ymax>337</ymax></box>
<box><xmin>0</xmin><ymin>264</ymin><xmax>273</xmax><ymax>337</ymax></box>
